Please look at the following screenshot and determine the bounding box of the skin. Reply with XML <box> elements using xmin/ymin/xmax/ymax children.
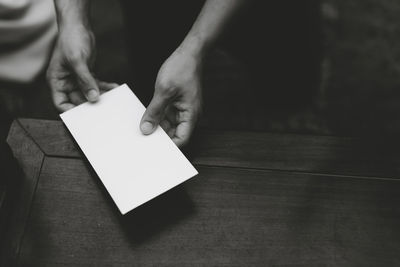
<box><xmin>48</xmin><ymin>0</ymin><xmax>245</xmax><ymax>147</ymax></box>
<box><xmin>47</xmin><ymin>1</ymin><xmax>118</xmax><ymax>111</ymax></box>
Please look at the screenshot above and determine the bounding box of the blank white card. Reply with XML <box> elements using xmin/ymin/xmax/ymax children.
<box><xmin>60</xmin><ymin>84</ymin><xmax>198</xmax><ymax>214</ymax></box>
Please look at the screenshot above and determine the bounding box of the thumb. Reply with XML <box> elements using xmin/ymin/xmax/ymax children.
<box><xmin>140</xmin><ymin>93</ymin><xmax>169</xmax><ymax>135</ymax></box>
<box><xmin>73</xmin><ymin>62</ymin><xmax>99</xmax><ymax>102</ymax></box>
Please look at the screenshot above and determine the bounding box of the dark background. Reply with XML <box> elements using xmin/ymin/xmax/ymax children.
<box><xmin>2</xmin><ymin>0</ymin><xmax>400</xmax><ymax>138</ymax></box>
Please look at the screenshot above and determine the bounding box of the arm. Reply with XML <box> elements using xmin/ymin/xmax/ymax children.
<box><xmin>47</xmin><ymin>0</ymin><xmax>117</xmax><ymax>111</ymax></box>
<box><xmin>54</xmin><ymin>0</ymin><xmax>91</xmax><ymax>29</ymax></box>
<box><xmin>181</xmin><ymin>0</ymin><xmax>247</xmax><ymax>57</ymax></box>
<box><xmin>140</xmin><ymin>0</ymin><xmax>246</xmax><ymax>147</ymax></box>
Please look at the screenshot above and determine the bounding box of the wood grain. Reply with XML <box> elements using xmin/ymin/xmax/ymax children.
<box><xmin>8</xmin><ymin>118</ymin><xmax>400</xmax><ymax>266</ymax></box>
<box><xmin>2</xmin><ymin>121</ymin><xmax>45</xmax><ymax>266</ymax></box>
<box><xmin>17</xmin><ymin>157</ymin><xmax>400</xmax><ymax>266</ymax></box>
<box><xmin>17</xmin><ymin>119</ymin><xmax>78</xmax><ymax>158</ymax></box>
<box><xmin>18</xmin><ymin>118</ymin><xmax>400</xmax><ymax>178</ymax></box>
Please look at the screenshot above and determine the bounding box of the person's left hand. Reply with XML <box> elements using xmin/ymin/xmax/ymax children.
<box><xmin>140</xmin><ymin>46</ymin><xmax>203</xmax><ymax>147</ymax></box>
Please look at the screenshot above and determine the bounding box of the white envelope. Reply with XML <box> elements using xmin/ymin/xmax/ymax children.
<box><xmin>60</xmin><ymin>84</ymin><xmax>198</xmax><ymax>214</ymax></box>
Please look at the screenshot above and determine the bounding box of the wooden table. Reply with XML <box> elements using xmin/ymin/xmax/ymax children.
<box><xmin>3</xmin><ymin>118</ymin><xmax>400</xmax><ymax>266</ymax></box>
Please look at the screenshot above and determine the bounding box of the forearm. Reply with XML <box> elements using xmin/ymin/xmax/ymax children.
<box><xmin>54</xmin><ymin>0</ymin><xmax>91</xmax><ymax>30</ymax></box>
<box><xmin>181</xmin><ymin>0</ymin><xmax>247</xmax><ymax>57</ymax></box>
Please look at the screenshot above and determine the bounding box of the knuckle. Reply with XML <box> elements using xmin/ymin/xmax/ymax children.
<box><xmin>156</xmin><ymin>78</ymin><xmax>170</xmax><ymax>90</ymax></box>
<box><xmin>68</xmin><ymin>52</ymin><xmax>85</xmax><ymax>66</ymax></box>
<box><xmin>69</xmin><ymin>57</ymin><xmax>81</xmax><ymax>67</ymax></box>
<box><xmin>158</xmin><ymin>84</ymin><xmax>177</xmax><ymax>98</ymax></box>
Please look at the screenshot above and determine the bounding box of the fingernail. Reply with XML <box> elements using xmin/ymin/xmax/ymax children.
<box><xmin>87</xmin><ymin>89</ymin><xmax>99</xmax><ymax>102</ymax></box>
<box><xmin>141</xmin><ymin>122</ymin><xmax>153</xmax><ymax>134</ymax></box>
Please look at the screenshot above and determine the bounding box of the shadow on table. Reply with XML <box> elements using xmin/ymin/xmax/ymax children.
<box><xmin>84</xmin><ymin>159</ymin><xmax>196</xmax><ymax>246</ymax></box>
<box><xmin>119</xmin><ymin>185</ymin><xmax>195</xmax><ymax>246</ymax></box>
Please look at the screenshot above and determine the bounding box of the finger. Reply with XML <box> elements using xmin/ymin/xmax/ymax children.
<box><xmin>172</xmin><ymin>109</ymin><xmax>198</xmax><ymax>147</ymax></box>
<box><xmin>73</xmin><ymin>62</ymin><xmax>99</xmax><ymax>102</ymax></box>
<box><xmin>97</xmin><ymin>80</ymin><xmax>119</xmax><ymax>93</ymax></box>
<box><xmin>172</xmin><ymin>121</ymin><xmax>194</xmax><ymax>147</ymax></box>
<box><xmin>160</xmin><ymin>119</ymin><xmax>171</xmax><ymax>132</ymax></box>
<box><xmin>52</xmin><ymin>90</ymin><xmax>75</xmax><ymax>112</ymax></box>
<box><xmin>163</xmin><ymin>107</ymin><xmax>178</xmax><ymax>138</ymax></box>
<box><xmin>140</xmin><ymin>93</ymin><xmax>170</xmax><ymax>135</ymax></box>
<box><xmin>160</xmin><ymin>119</ymin><xmax>177</xmax><ymax>138</ymax></box>
<box><xmin>69</xmin><ymin>91</ymin><xmax>86</xmax><ymax>105</ymax></box>
<box><xmin>167</xmin><ymin>127</ymin><xmax>176</xmax><ymax>139</ymax></box>
<box><xmin>165</xmin><ymin>105</ymin><xmax>178</xmax><ymax>125</ymax></box>
<box><xmin>47</xmin><ymin>70</ymin><xmax>73</xmax><ymax>112</ymax></box>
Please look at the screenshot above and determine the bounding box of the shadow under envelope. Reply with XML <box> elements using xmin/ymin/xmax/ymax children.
<box><xmin>119</xmin><ymin>185</ymin><xmax>195</xmax><ymax>246</ymax></box>
<box><xmin>84</xmin><ymin>158</ymin><xmax>196</xmax><ymax>246</ymax></box>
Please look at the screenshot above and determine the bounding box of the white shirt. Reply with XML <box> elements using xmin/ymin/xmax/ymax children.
<box><xmin>0</xmin><ymin>0</ymin><xmax>57</xmax><ymax>83</ymax></box>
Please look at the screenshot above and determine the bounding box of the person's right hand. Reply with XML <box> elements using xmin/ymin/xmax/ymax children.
<box><xmin>47</xmin><ymin>25</ymin><xmax>118</xmax><ymax>112</ymax></box>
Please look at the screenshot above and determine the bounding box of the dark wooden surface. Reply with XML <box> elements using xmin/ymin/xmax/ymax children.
<box><xmin>2</xmin><ymin>120</ymin><xmax>45</xmax><ymax>266</ymax></box>
<box><xmin>18</xmin><ymin>118</ymin><xmax>400</xmax><ymax>178</ymax></box>
<box><xmin>3</xmin><ymin>118</ymin><xmax>400</xmax><ymax>266</ymax></box>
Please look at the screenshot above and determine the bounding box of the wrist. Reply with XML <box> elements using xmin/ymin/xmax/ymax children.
<box><xmin>57</xmin><ymin>16</ymin><xmax>91</xmax><ymax>34</ymax></box>
<box><xmin>179</xmin><ymin>34</ymin><xmax>210</xmax><ymax>60</ymax></box>
<box><xmin>54</xmin><ymin>0</ymin><xmax>91</xmax><ymax>31</ymax></box>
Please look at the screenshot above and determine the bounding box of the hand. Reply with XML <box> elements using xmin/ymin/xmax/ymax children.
<box><xmin>140</xmin><ymin>46</ymin><xmax>203</xmax><ymax>147</ymax></box>
<box><xmin>46</xmin><ymin>25</ymin><xmax>118</xmax><ymax>112</ymax></box>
